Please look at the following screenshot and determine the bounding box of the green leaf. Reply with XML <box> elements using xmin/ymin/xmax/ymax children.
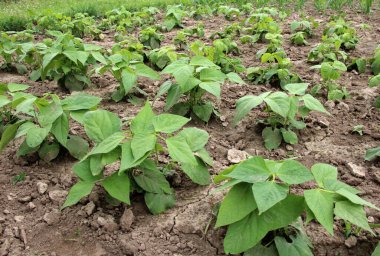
<box><xmin>15</xmin><ymin>122</ymin><xmax>35</xmax><ymax>138</ymax></box>
<box><xmin>311</xmin><ymin>163</ymin><xmax>337</xmax><ymax>187</ymax></box>
<box><xmin>86</xmin><ymin>132</ymin><xmax>124</xmax><ymax>157</ymax></box>
<box><xmin>264</xmin><ymin>92</ymin><xmax>290</xmax><ymax>118</ymax></box>
<box><xmin>284</xmin><ymin>83</ymin><xmax>309</xmax><ymax>95</ymax></box>
<box><xmin>181</xmin><ymin>157</ymin><xmax>210</xmax><ymax>185</ymax></box>
<box><xmin>189</xmin><ymin>56</ymin><xmax>217</xmax><ymax>67</ymax></box>
<box><xmin>244</xmin><ymin>244</ymin><xmax>277</xmax><ymax>256</ymax></box>
<box><xmin>102</xmin><ymin>172</ymin><xmax>131</xmax><ymax>204</ymax></box>
<box><xmin>192</xmin><ymin>102</ymin><xmax>214</xmax><ymax>122</ymax></box>
<box><xmin>7</xmin><ymin>83</ymin><xmax>30</xmax><ymax>92</ymax></box>
<box><xmin>0</xmin><ymin>121</ymin><xmax>24</xmax><ymax>152</ymax></box>
<box><xmin>37</xmin><ymin>101</ymin><xmax>63</xmax><ymax>127</ymax></box>
<box><xmin>224</xmin><ymin>195</ymin><xmax>304</xmax><ymax>254</ymax></box>
<box><xmin>226</xmin><ymin>156</ymin><xmax>271</xmax><ymax>183</ymax></box>
<box><xmin>196</xmin><ymin>148</ymin><xmax>213</xmax><ymax>166</ymax></box>
<box><xmin>121</xmin><ymin>68</ymin><xmax>137</xmax><ymax>94</ymax></box>
<box><xmin>166</xmin><ymin>135</ymin><xmax>197</xmax><ymax>165</ymax></box>
<box><xmin>61</xmin><ymin>93</ymin><xmax>101</xmax><ymax>111</ymax></box>
<box><xmin>200</xmin><ymin>68</ymin><xmax>226</xmax><ymax>82</ymax></box>
<box><xmin>73</xmin><ymin>159</ymin><xmax>102</xmax><ymax>182</ymax></box>
<box><xmin>51</xmin><ymin>113</ymin><xmax>69</xmax><ymax>145</ymax></box>
<box><xmin>177</xmin><ymin>127</ymin><xmax>209</xmax><ymax>151</ymax></box>
<box><xmin>133</xmin><ymin>160</ymin><xmax>172</xmax><ymax>194</ymax></box>
<box><xmin>216</xmin><ymin>182</ymin><xmax>257</xmax><ymax>228</ymax></box>
<box><xmin>262</xmin><ymin>127</ymin><xmax>282</xmax><ymax>150</ymax></box>
<box><xmin>134</xmin><ymin>63</ymin><xmax>161</xmax><ymax>80</ymax></box>
<box><xmin>276</xmin><ymin>159</ymin><xmax>314</xmax><ymax>184</ymax></box>
<box><xmin>334</xmin><ymin>200</ymin><xmax>372</xmax><ymax>233</ymax></box>
<box><xmin>65</xmin><ymin>135</ymin><xmax>89</xmax><ymax>160</ymax></box>
<box><xmin>152</xmin><ymin>114</ymin><xmax>190</xmax><ymax>133</ymax></box>
<box><xmin>302</xmin><ymin>94</ymin><xmax>329</xmax><ymax>114</ymax></box>
<box><xmin>365</xmin><ymin>147</ymin><xmax>380</xmax><ymax>161</ymax></box>
<box><xmin>304</xmin><ymin>189</ymin><xmax>335</xmax><ymax>235</ymax></box>
<box><xmin>62</xmin><ymin>181</ymin><xmax>95</xmax><ymax>209</ymax></box>
<box><xmin>252</xmin><ymin>181</ymin><xmax>289</xmax><ymax>214</ymax></box>
<box><xmin>165</xmin><ymin>83</ymin><xmax>181</xmax><ymax>110</ymax></box>
<box><xmin>281</xmin><ymin>128</ymin><xmax>298</xmax><ymax>145</ymax></box>
<box><xmin>369</xmin><ymin>75</ymin><xmax>380</xmax><ymax>88</ymax></box>
<box><xmin>335</xmin><ymin>189</ymin><xmax>380</xmax><ymax>211</ymax></box>
<box><xmin>26</xmin><ymin>125</ymin><xmax>51</xmax><ymax>148</ymax></box>
<box><xmin>323</xmin><ymin>179</ymin><xmax>361</xmax><ymax>195</ymax></box>
<box><xmin>131</xmin><ymin>133</ymin><xmax>156</xmax><ymax>159</ymax></box>
<box><xmin>84</xmin><ymin>110</ymin><xmax>122</xmax><ymax>143</ymax></box>
<box><xmin>119</xmin><ymin>142</ymin><xmax>148</xmax><ymax>172</ymax></box>
<box><xmin>144</xmin><ymin>192</ymin><xmax>176</xmax><ymax>215</ymax></box>
<box><xmin>227</xmin><ymin>72</ymin><xmax>245</xmax><ymax>84</ymax></box>
<box><xmin>233</xmin><ymin>93</ymin><xmax>270</xmax><ymax>125</ymax></box>
<box><xmin>130</xmin><ymin>101</ymin><xmax>155</xmax><ymax>134</ymax></box>
<box><xmin>371</xmin><ymin>243</ymin><xmax>380</xmax><ymax>256</ymax></box>
<box><xmin>38</xmin><ymin>141</ymin><xmax>60</xmax><ymax>162</ymax></box>
<box><xmin>199</xmin><ymin>82</ymin><xmax>221</xmax><ymax>98</ymax></box>
<box><xmin>274</xmin><ymin>235</ymin><xmax>313</xmax><ymax>256</ymax></box>
<box><xmin>0</xmin><ymin>96</ymin><xmax>10</xmax><ymax>108</ymax></box>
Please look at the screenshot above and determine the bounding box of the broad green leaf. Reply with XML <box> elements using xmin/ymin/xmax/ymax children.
<box><xmin>264</xmin><ymin>92</ymin><xmax>290</xmax><ymax>118</ymax></box>
<box><xmin>371</xmin><ymin>243</ymin><xmax>380</xmax><ymax>256</ymax></box>
<box><xmin>131</xmin><ymin>133</ymin><xmax>156</xmax><ymax>159</ymax></box>
<box><xmin>200</xmin><ymin>68</ymin><xmax>226</xmax><ymax>82</ymax></box>
<box><xmin>165</xmin><ymin>83</ymin><xmax>181</xmax><ymax>110</ymax></box>
<box><xmin>133</xmin><ymin>160</ymin><xmax>172</xmax><ymax>194</ymax></box>
<box><xmin>86</xmin><ymin>132</ymin><xmax>124</xmax><ymax>157</ymax></box>
<box><xmin>61</xmin><ymin>93</ymin><xmax>101</xmax><ymax>110</ymax></box>
<box><xmin>227</xmin><ymin>72</ymin><xmax>245</xmax><ymax>84</ymax></box>
<box><xmin>17</xmin><ymin>139</ymin><xmax>39</xmax><ymax>156</ymax></box>
<box><xmin>192</xmin><ymin>102</ymin><xmax>214</xmax><ymax>122</ymax></box>
<box><xmin>199</xmin><ymin>82</ymin><xmax>221</xmax><ymax>98</ymax></box>
<box><xmin>152</xmin><ymin>114</ymin><xmax>190</xmax><ymax>133</ymax></box>
<box><xmin>311</xmin><ymin>163</ymin><xmax>337</xmax><ymax>187</ymax></box>
<box><xmin>102</xmin><ymin>172</ymin><xmax>131</xmax><ymax>204</ymax></box>
<box><xmin>65</xmin><ymin>135</ymin><xmax>89</xmax><ymax>160</ymax></box>
<box><xmin>73</xmin><ymin>159</ymin><xmax>102</xmax><ymax>182</ymax></box>
<box><xmin>0</xmin><ymin>121</ymin><xmax>25</xmax><ymax>151</ymax></box>
<box><xmin>7</xmin><ymin>83</ymin><xmax>30</xmax><ymax>92</ymax></box>
<box><xmin>332</xmin><ymin>60</ymin><xmax>347</xmax><ymax>71</ymax></box>
<box><xmin>84</xmin><ymin>110</ymin><xmax>122</xmax><ymax>143</ymax></box>
<box><xmin>365</xmin><ymin>147</ymin><xmax>380</xmax><ymax>161</ymax></box>
<box><xmin>274</xmin><ymin>235</ymin><xmax>313</xmax><ymax>256</ymax></box>
<box><xmin>281</xmin><ymin>128</ymin><xmax>298</xmax><ymax>145</ymax></box>
<box><xmin>166</xmin><ymin>135</ymin><xmax>197</xmax><ymax>165</ymax></box>
<box><xmin>226</xmin><ymin>156</ymin><xmax>271</xmax><ymax>183</ymax></box>
<box><xmin>369</xmin><ymin>75</ymin><xmax>380</xmax><ymax>88</ymax></box>
<box><xmin>89</xmin><ymin>148</ymin><xmax>121</xmax><ymax>176</ymax></box>
<box><xmin>304</xmin><ymin>189</ymin><xmax>335</xmax><ymax>235</ymax></box>
<box><xmin>284</xmin><ymin>83</ymin><xmax>309</xmax><ymax>95</ymax></box>
<box><xmin>336</xmin><ymin>189</ymin><xmax>380</xmax><ymax>211</ymax></box>
<box><xmin>233</xmin><ymin>93</ymin><xmax>270</xmax><ymax>125</ymax></box>
<box><xmin>134</xmin><ymin>63</ymin><xmax>161</xmax><ymax>80</ymax></box>
<box><xmin>15</xmin><ymin>122</ymin><xmax>35</xmax><ymax>138</ymax></box>
<box><xmin>302</xmin><ymin>94</ymin><xmax>329</xmax><ymax>114</ymax></box>
<box><xmin>196</xmin><ymin>148</ymin><xmax>213</xmax><ymax>166</ymax></box>
<box><xmin>262</xmin><ymin>127</ymin><xmax>282</xmax><ymax>150</ymax></box>
<box><xmin>181</xmin><ymin>157</ymin><xmax>210</xmax><ymax>185</ymax></box>
<box><xmin>62</xmin><ymin>181</ymin><xmax>94</xmax><ymax>209</ymax></box>
<box><xmin>121</xmin><ymin>68</ymin><xmax>137</xmax><ymax>93</ymax></box>
<box><xmin>323</xmin><ymin>179</ymin><xmax>361</xmax><ymax>194</ymax></box>
<box><xmin>189</xmin><ymin>55</ymin><xmax>217</xmax><ymax>67</ymax></box>
<box><xmin>216</xmin><ymin>182</ymin><xmax>257</xmax><ymax>228</ymax></box>
<box><xmin>130</xmin><ymin>101</ymin><xmax>155</xmax><ymax>134</ymax></box>
<box><xmin>244</xmin><ymin>244</ymin><xmax>277</xmax><ymax>256</ymax></box>
<box><xmin>38</xmin><ymin>141</ymin><xmax>60</xmax><ymax>162</ymax></box>
<box><xmin>276</xmin><ymin>160</ymin><xmax>314</xmax><ymax>184</ymax></box>
<box><xmin>144</xmin><ymin>192</ymin><xmax>176</xmax><ymax>215</ymax></box>
<box><xmin>334</xmin><ymin>200</ymin><xmax>372</xmax><ymax>233</ymax></box>
<box><xmin>26</xmin><ymin>125</ymin><xmax>51</xmax><ymax>148</ymax></box>
<box><xmin>119</xmin><ymin>141</ymin><xmax>149</xmax><ymax>172</ymax></box>
<box><xmin>0</xmin><ymin>96</ymin><xmax>10</xmax><ymax>108</ymax></box>
<box><xmin>177</xmin><ymin>127</ymin><xmax>209</xmax><ymax>151</ymax></box>
<box><xmin>51</xmin><ymin>113</ymin><xmax>69</xmax><ymax>145</ymax></box>
<box><xmin>37</xmin><ymin>101</ymin><xmax>63</xmax><ymax>127</ymax></box>
<box><xmin>224</xmin><ymin>195</ymin><xmax>304</xmax><ymax>254</ymax></box>
<box><xmin>252</xmin><ymin>181</ymin><xmax>289</xmax><ymax>214</ymax></box>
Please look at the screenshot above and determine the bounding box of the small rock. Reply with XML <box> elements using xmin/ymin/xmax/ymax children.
<box><xmin>120</xmin><ymin>209</ymin><xmax>134</xmax><ymax>231</ymax></box>
<box><xmin>324</xmin><ymin>100</ymin><xmax>335</xmax><ymax>110</ymax></box>
<box><xmin>317</xmin><ymin>117</ymin><xmax>330</xmax><ymax>128</ymax></box>
<box><xmin>346</xmin><ymin>162</ymin><xmax>366</xmax><ymax>178</ymax></box>
<box><xmin>344</xmin><ymin>236</ymin><xmax>357</xmax><ymax>248</ymax></box>
<box><xmin>20</xmin><ymin>228</ymin><xmax>27</xmax><ymax>246</ymax></box>
<box><xmin>94</xmin><ymin>243</ymin><xmax>107</xmax><ymax>256</ymax></box>
<box><xmin>14</xmin><ymin>216</ymin><xmax>24</xmax><ymax>222</ymax></box>
<box><xmin>285</xmin><ymin>145</ymin><xmax>294</xmax><ymax>151</ymax></box>
<box><xmin>0</xmin><ymin>238</ymin><xmax>10</xmax><ymax>256</ymax></box>
<box><xmin>28</xmin><ymin>202</ymin><xmax>36</xmax><ymax>210</ymax></box>
<box><xmin>36</xmin><ymin>182</ymin><xmax>48</xmax><ymax>194</ymax></box>
<box><xmin>0</xmin><ymin>216</ymin><xmax>5</xmax><ymax>223</ymax></box>
<box><xmin>49</xmin><ymin>190</ymin><xmax>68</xmax><ymax>203</ymax></box>
<box><xmin>368</xmin><ymin>216</ymin><xmax>375</xmax><ymax>223</ymax></box>
<box><xmin>227</xmin><ymin>149</ymin><xmax>248</xmax><ymax>164</ymax></box>
<box><xmin>337</xmin><ymin>102</ymin><xmax>349</xmax><ymax>111</ymax></box>
<box><xmin>97</xmin><ymin>215</ymin><xmax>118</xmax><ymax>232</ymax></box>
<box><xmin>18</xmin><ymin>196</ymin><xmax>32</xmax><ymax>203</ymax></box>
<box><xmin>84</xmin><ymin>202</ymin><xmax>96</xmax><ymax>216</ymax></box>
<box><xmin>43</xmin><ymin>209</ymin><xmax>61</xmax><ymax>225</ymax></box>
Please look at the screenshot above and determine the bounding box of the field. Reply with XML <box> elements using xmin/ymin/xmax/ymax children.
<box><xmin>1</xmin><ymin>0</ymin><xmax>380</xmax><ymax>255</ymax></box>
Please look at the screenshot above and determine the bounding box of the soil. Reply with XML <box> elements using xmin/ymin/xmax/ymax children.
<box><xmin>1</xmin><ymin>3</ymin><xmax>380</xmax><ymax>256</ymax></box>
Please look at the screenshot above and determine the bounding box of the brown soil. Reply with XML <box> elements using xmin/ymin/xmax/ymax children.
<box><xmin>1</xmin><ymin>4</ymin><xmax>380</xmax><ymax>256</ymax></box>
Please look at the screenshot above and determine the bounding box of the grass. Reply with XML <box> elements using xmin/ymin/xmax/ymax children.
<box><xmin>0</xmin><ymin>0</ymin><xmax>192</xmax><ymax>31</ymax></box>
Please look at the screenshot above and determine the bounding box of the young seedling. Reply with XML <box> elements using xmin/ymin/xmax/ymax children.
<box><xmin>63</xmin><ymin>102</ymin><xmax>213</xmax><ymax>214</ymax></box>
<box><xmin>138</xmin><ymin>27</ymin><xmax>164</xmax><ymax>49</ymax></box>
<box><xmin>352</xmin><ymin>125</ymin><xmax>364</xmax><ymax>135</ymax></box>
<box><xmin>234</xmin><ymin>83</ymin><xmax>329</xmax><ymax>150</ymax></box>
<box><xmin>214</xmin><ymin>157</ymin><xmax>380</xmax><ymax>255</ymax></box>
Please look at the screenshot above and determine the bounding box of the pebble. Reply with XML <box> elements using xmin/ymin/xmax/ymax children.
<box><xmin>227</xmin><ymin>148</ymin><xmax>248</xmax><ymax>163</ymax></box>
<box><xmin>36</xmin><ymin>181</ymin><xmax>48</xmax><ymax>194</ymax></box>
<box><xmin>344</xmin><ymin>236</ymin><xmax>357</xmax><ymax>248</ymax></box>
<box><xmin>97</xmin><ymin>215</ymin><xmax>118</xmax><ymax>232</ymax></box>
<box><xmin>337</xmin><ymin>102</ymin><xmax>349</xmax><ymax>111</ymax></box>
<box><xmin>48</xmin><ymin>190</ymin><xmax>68</xmax><ymax>203</ymax></box>
<box><xmin>285</xmin><ymin>145</ymin><xmax>294</xmax><ymax>151</ymax></box>
<box><xmin>18</xmin><ymin>196</ymin><xmax>32</xmax><ymax>203</ymax></box>
<box><xmin>83</xmin><ymin>201</ymin><xmax>96</xmax><ymax>216</ymax></box>
<box><xmin>94</xmin><ymin>243</ymin><xmax>107</xmax><ymax>256</ymax></box>
<box><xmin>120</xmin><ymin>208</ymin><xmax>134</xmax><ymax>231</ymax></box>
<box><xmin>43</xmin><ymin>209</ymin><xmax>61</xmax><ymax>225</ymax></box>
<box><xmin>28</xmin><ymin>202</ymin><xmax>36</xmax><ymax>210</ymax></box>
<box><xmin>14</xmin><ymin>216</ymin><xmax>24</xmax><ymax>222</ymax></box>
<box><xmin>346</xmin><ymin>162</ymin><xmax>366</xmax><ymax>178</ymax></box>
